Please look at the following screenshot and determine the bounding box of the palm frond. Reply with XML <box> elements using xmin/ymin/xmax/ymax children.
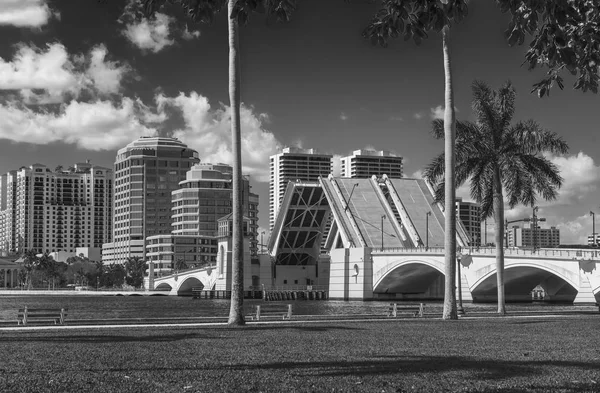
<box><xmin>431</xmin><ymin>118</ymin><xmax>445</xmax><ymax>139</ymax></box>
<box><xmin>511</xmin><ymin>120</ymin><xmax>569</xmax><ymax>155</ymax></box>
<box><xmin>423</xmin><ymin>153</ymin><xmax>445</xmax><ymax>185</ymax></box>
<box><xmin>471</xmin><ymin>80</ymin><xmax>499</xmax><ymax>134</ymax></box>
<box><xmin>496</xmin><ymin>80</ymin><xmax>516</xmax><ymax>131</ymax></box>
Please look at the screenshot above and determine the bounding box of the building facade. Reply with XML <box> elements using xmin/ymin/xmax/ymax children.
<box><xmin>0</xmin><ymin>162</ymin><xmax>112</xmax><ymax>255</ymax></box>
<box><xmin>507</xmin><ymin>223</ymin><xmax>560</xmax><ymax>248</ymax></box>
<box><xmin>269</xmin><ymin>147</ymin><xmax>332</xmax><ymax>230</ymax></box>
<box><xmin>456</xmin><ymin>197</ymin><xmax>482</xmax><ymax>247</ymax></box>
<box><xmin>340</xmin><ymin>149</ymin><xmax>403</xmax><ymax>178</ymax></box>
<box><xmin>145</xmin><ymin>234</ymin><xmax>218</xmax><ymax>275</ymax></box>
<box><xmin>103</xmin><ymin>137</ymin><xmax>199</xmax><ymax>265</ymax></box>
<box><xmin>586</xmin><ymin>234</ymin><xmax>600</xmax><ymax>246</ymax></box>
<box><xmin>171</xmin><ymin>163</ymin><xmax>258</xmax><ymax>253</ymax></box>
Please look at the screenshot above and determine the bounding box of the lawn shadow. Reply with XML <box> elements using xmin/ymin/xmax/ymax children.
<box><xmin>219</xmin><ymin>325</ymin><xmax>365</xmax><ymax>332</ymax></box>
<box><xmin>216</xmin><ymin>355</ymin><xmax>600</xmax><ymax>382</ymax></box>
<box><xmin>0</xmin><ymin>332</ymin><xmax>220</xmax><ymax>344</ymax></box>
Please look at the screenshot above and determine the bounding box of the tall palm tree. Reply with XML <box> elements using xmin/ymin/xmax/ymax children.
<box><xmin>424</xmin><ymin>80</ymin><xmax>568</xmax><ymax>314</ymax></box>
<box><xmin>138</xmin><ymin>0</ymin><xmax>298</xmax><ymax>325</ymax></box>
<box><xmin>22</xmin><ymin>249</ymin><xmax>38</xmax><ymax>290</ymax></box>
<box><xmin>361</xmin><ymin>0</ymin><xmax>469</xmax><ymax>319</ymax></box>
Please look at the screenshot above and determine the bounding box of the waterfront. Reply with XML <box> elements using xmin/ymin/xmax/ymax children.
<box><xmin>0</xmin><ymin>295</ymin><xmax>596</xmax><ymax>323</ymax></box>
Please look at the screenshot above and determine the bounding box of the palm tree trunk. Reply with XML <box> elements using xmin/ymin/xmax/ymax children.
<box><xmin>493</xmin><ymin>167</ymin><xmax>506</xmax><ymax>314</ymax></box>
<box><xmin>227</xmin><ymin>0</ymin><xmax>245</xmax><ymax>326</ymax></box>
<box><xmin>441</xmin><ymin>26</ymin><xmax>458</xmax><ymax>320</ymax></box>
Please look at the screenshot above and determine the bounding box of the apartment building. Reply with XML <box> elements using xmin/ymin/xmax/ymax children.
<box><xmin>507</xmin><ymin>223</ymin><xmax>560</xmax><ymax>248</ymax></box>
<box><xmin>0</xmin><ymin>162</ymin><xmax>112</xmax><ymax>254</ymax></box>
<box><xmin>340</xmin><ymin>149</ymin><xmax>403</xmax><ymax>178</ymax></box>
<box><xmin>456</xmin><ymin>197</ymin><xmax>482</xmax><ymax>247</ymax></box>
<box><xmin>269</xmin><ymin>147</ymin><xmax>332</xmax><ymax>230</ymax></box>
<box><xmin>102</xmin><ymin>137</ymin><xmax>199</xmax><ymax>265</ymax></box>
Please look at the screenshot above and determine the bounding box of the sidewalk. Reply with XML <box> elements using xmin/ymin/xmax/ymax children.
<box><xmin>1</xmin><ymin>310</ymin><xmax>597</xmax><ymax>331</ymax></box>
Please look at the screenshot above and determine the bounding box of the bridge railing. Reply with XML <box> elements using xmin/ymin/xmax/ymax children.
<box><xmin>262</xmin><ymin>285</ymin><xmax>328</xmax><ymax>291</ymax></box>
<box><xmin>372</xmin><ymin>246</ymin><xmax>599</xmax><ymax>260</ymax></box>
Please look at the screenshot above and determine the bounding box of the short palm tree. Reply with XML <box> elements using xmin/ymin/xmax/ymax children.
<box><xmin>424</xmin><ymin>80</ymin><xmax>568</xmax><ymax>314</ymax></box>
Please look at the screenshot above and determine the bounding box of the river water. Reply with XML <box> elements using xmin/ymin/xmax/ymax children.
<box><xmin>0</xmin><ymin>295</ymin><xmax>592</xmax><ymax>322</ymax></box>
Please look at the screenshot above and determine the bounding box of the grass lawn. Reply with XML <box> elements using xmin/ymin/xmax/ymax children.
<box><xmin>1</xmin><ymin>316</ymin><xmax>599</xmax><ymax>392</ymax></box>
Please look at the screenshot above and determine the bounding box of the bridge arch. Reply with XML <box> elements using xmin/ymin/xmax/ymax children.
<box><xmin>470</xmin><ymin>263</ymin><xmax>579</xmax><ymax>302</ymax></box>
<box><xmin>177</xmin><ymin>277</ymin><xmax>204</xmax><ymax>296</ymax></box>
<box><xmin>155</xmin><ymin>282</ymin><xmax>173</xmax><ymax>291</ymax></box>
<box><xmin>373</xmin><ymin>258</ymin><xmax>445</xmax><ymax>296</ymax></box>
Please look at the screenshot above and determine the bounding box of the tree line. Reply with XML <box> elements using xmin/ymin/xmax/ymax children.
<box><xmin>17</xmin><ymin>251</ymin><xmax>147</xmax><ymax>290</ymax></box>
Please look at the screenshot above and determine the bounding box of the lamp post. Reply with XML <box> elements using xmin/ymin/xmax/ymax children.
<box><xmin>261</xmin><ymin>231</ymin><xmax>265</xmax><ymax>254</ymax></box>
<box><xmin>590</xmin><ymin>211</ymin><xmax>596</xmax><ymax>247</ymax></box>
<box><xmin>425</xmin><ymin>211</ymin><xmax>431</xmax><ymax>250</ymax></box>
<box><xmin>532</xmin><ymin>206</ymin><xmax>539</xmax><ymax>252</ymax></box>
<box><xmin>381</xmin><ymin>215</ymin><xmax>386</xmax><ymax>252</ymax></box>
<box><xmin>456</xmin><ymin>250</ymin><xmax>465</xmax><ymax>315</ymax></box>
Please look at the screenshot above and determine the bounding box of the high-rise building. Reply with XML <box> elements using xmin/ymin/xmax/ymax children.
<box><xmin>0</xmin><ymin>171</ymin><xmax>16</xmax><ymax>254</ymax></box>
<box><xmin>507</xmin><ymin>223</ymin><xmax>560</xmax><ymax>248</ymax></box>
<box><xmin>146</xmin><ymin>163</ymin><xmax>259</xmax><ymax>275</ymax></box>
<box><xmin>340</xmin><ymin>149</ymin><xmax>403</xmax><ymax>178</ymax></box>
<box><xmin>0</xmin><ymin>162</ymin><xmax>112</xmax><ymax>255</ymax></box>
<box><xmin>269</xmin><ymin>147</ymin><xmax>332</xmax><ymax>230</ymax></box>
<box><xmin>103</xmin><ymin>137</ymin><xmax>199</xmax><ymax>265</ymax></box>
<box><xmin>456</xmin><ymin>197</ymin><xmax>482</xmax><ymax>247</ymax></box>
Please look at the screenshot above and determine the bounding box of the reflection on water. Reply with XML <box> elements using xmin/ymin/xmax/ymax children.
<box><xmin>0</xmin><ymin>295</ymin><xmax>591</xmax><ymax>321</ymax></box>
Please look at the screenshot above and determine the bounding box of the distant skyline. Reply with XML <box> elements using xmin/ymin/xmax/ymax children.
<box><xmin>1</xmin><ymin>0</ymin><xmax>599</xmax><ymax>244</ymax></box>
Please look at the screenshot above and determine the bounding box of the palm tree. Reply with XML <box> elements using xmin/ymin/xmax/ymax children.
<box><xmin>138</xmin><ymin>0</ymin><xmax>298</xmax><ymax>325</ymax></box>
<box><xmin>362</xmin><ymin>0</ymin><xmax>469</xmax><ymax>319</ymax></box>
<box><xmin>22</xmin><ymin>249</ymin><xmax>38</xmax><ymax>290</ymax></box>
<box><xmin>424</xmin><ymin>80</ymin><xmax>568</xmax><ymax>314</ymax></box>
<box><xmin>125</xmin><ymin>256</ymin><xmax>147</xmax><ymax>288</ymax></box>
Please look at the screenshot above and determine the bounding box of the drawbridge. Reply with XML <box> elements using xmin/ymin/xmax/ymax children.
<box><xmin>269</xmin><ymin>175</ymin><xmax>470</xmax><ymax>265</ymax></box>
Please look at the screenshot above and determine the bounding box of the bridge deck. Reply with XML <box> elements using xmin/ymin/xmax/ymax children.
<box><xmin>336</xmin><ymin>178</ymin><xmax>404</xmax><ymax>249</ymax></box>
<box><xmin>388</xmin><ymin>178</ymin><xmax>445</xmax><ymax>247</ymax></box>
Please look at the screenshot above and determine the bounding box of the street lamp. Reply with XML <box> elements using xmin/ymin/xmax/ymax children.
<box><xmin>381</xmin><ymin>215</ymin><xmax>386</xmax><ymax>251</ymax></box>
<box><xmin>425</xmin><ymin>211</ymin><xmax>432</xmax><ymax>250</ymax></box>
<box><xmin>261</xmin><ymin>231</ymin><xmax>265</xmax><ymax>254</ymax></box>
<box><xmin>456</xmin><ymin>250</ymin><xmax>465</xmax><ymax>315</ymax></box>
<box><xmin>590</xmin><ymin>211</ymin><xmax>596</xmax><ymax>247</ymax></box>
<box><xmin>532</xmin><ymin>206</ymin><xmax>539</xmax><ymax>252</ymax></box>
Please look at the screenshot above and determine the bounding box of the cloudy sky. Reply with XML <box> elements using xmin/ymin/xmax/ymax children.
<box><xmin>1</xmin><ymin>0</ymin><xmax>599</xmax><ymax>244</ymax></box>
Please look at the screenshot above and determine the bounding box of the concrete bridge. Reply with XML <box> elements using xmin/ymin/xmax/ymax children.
<box><xmin>147</xmin><ymin>265</ymin><xmax>218</xmax><ymax>296</ymax></box>
<box><xmin>331</xmin><ymin>246</ymin><xmax>600</xmax><ymax>303</ymax></box>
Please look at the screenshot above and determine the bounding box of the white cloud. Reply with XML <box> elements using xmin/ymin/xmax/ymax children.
<box><xmin>0</xmin><ymin>43</ymin><xmax>130</xmax><ymax>102</ymax></box>
<box><xmin>340</xmin><ymin>112</ymin><xmax>348</xmax><ymax>121</ymax></box>
<box><xmin>389</xmin><ymin>115</ymin><xmax>403</xmax><ymax>121</ymax></box>
<box><xmin>430</xmin><ymin>105</ymin><xmax>444</xmax><ymax>120</ymax></box>
<box><xmin>430</xmin><ymin>104</ymin><xmax>459</xmax><ymax>120</ymax></box>
<box><xmin>122</xmin><ymin>13</ymin><xmax>175</xmax><ymax>53</ymax></box>
<box><xmin>0</xmin><ymin>43</ymin><xmax>80</xmax><ymax>99</ymax></box>
<box><xmin>182</xmin><ymin>25</ymin><xmax>201</xmax><ymax>40</ymax></box>
<box><xmin>0</xmin><ymin>0</ymin><xmax>57</xmax><ymax>28</ymax></box>
<box><xmin>413</xmin><ymin>112</ymin><xmax>424</xmax><ymax>120</ymax></box>
<box><xmin>555</xmin><ymin>214</ymin><xmax>590</xmax><ymax>245</ymax></box>
<box><xmin>119</xmin><ymin>1</ymin><xmax>202</xmax><ymax>54</ymax></box>
<box><xmin>86</xmin><ymin>45</ymin><xmax>130</xmax><ymax>95</ymax></box>
<box><xmin>547</xmin><ymin>152</ymin><xmax>600</xmax><ymax>205</ymax></box>
<box><xmin>157</xmin><ymin>92</ymin><xmax>282</xmax><ymax>182</ymax></box>
<box><xmin>0</xmin><ymin>98</ymin><xmax>157</xmax><ymax>150</ymax></box>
